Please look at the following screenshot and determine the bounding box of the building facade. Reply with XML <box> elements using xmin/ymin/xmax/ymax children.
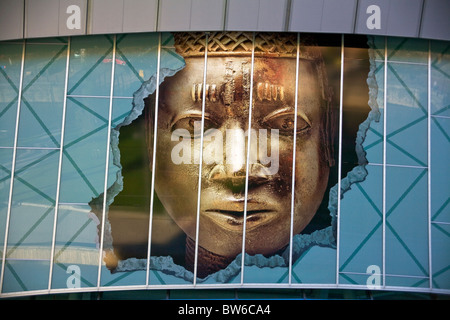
<box><xmin>0</xmin><ymin>0</ymin><xmax>449</xmax><ymax>300</ymax></box>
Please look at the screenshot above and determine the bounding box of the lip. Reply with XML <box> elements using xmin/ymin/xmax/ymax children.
<box><xmin>203</xmin><ymin>199</ymin><xmax>277</xmax><ymax>231</ymax></box>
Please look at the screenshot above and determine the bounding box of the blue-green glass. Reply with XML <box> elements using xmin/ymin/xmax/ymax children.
<box><xmin>431</xmin><ymin>41</ymin><xmax>450</xmax><ymax>117</ymax></box>
<box><xmin>51</xmin><ymin>204</ymin><xmax>99</xmax><ymax>289</ymax></box>
<box><xmin>68</xmin><ymin>35</ymin><xmax>113</xmax><ymax>97</ymax></box>
<box><xmin>386</xmin><ymin>62</ymin><xmax>428</xmax><ymax>166</ymax></box>
<box><xmin>387</xmin><ymin>38</ymin><xmax>428</xmax><ymax>64</ymax></box>
<box><xmin>431</xmin><ymin>117</ymin><xmax>450</xmax><ymax>223</ymax></box>
<box><xmin>59</xmin><ymin>97</ymin><xmax>109</xmax><ymax>204</ymax></box>
<box><xmin>385</xmin><ymin>166</ymin><xmax>429</xmax><ymax>284</ymax></box>
<box><xmin>339</xmin><ymin>165</ymin><xmax>383</xmax><ymax>285</ymax></box>
<box><xmin>363</xmin><ymin>62</ymin><xmax>384</xmax><ymax>165</ymax></box>
<box><xmin>114</xmin><ymin>33</ymin><xmax>159</xmax><ymax>97</ymax></box>
<box><xmin>0</xmin><ymin>148</ymin><xmax>13</xmax><ymax>283</ymax></box>
<box><xmin>17</xmin><ymin>43</ymin><xmax>67</xmax><ymax>148</ymax></box>
<box><xmin>0</xmin><ymin>43</ymin><xmax>22</xmax><ymax>147</ymax></box>
<box><xmin>431</xmin><ymin>223</ymin><xmax>450</xmax><ymax>290</ymax></box>
<box><xmin>2</xmin><ymin>148</ymin><xmax>58</xmax><ymax>293</ymax></box>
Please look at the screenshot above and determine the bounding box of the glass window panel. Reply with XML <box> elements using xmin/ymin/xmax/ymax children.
<box><xmin>431</xmin><ymin>40</ymin><xmax>450</xmax><ymax>117</ymax></box>
<box><xmin>289</xmin><ymin>33</ymin><xmax>341</xmax><ymax>284</ymax></box>
<box><xmin>0</xmin><ymin>43</ymin><xmax>23</xmax><ymax>147</ymax></box>
<box><xmin>431</xmin><ymin>223</ymin><xmax>450</xmax><ymax>290</ymax></box>
<box><xmin>387</xmin><ymin>38</ymin><xmax>428</xmax><ymax>64</ymax></box>
<box><xmin>113</xmin><ymin>33</ymin><xmax>159</xmax><ymax>97</ymax></box>
<box><xmin>95</xmin><ymin>34</ymin><xmax>163</xmax><ymax>287</ymax></box>
<box><xmin>2</xmin><ymin>148</ymin><xmax>59</xmax><ymax>293</ymax></box>
<box><xmin>146</xmin><ymin>32</ymin><xmax>202</xmax><ymax>286</ymax></box>
<box><xmin>0</xmin><ymin>148</ymin><xmax>13</xmax><ymax>282</ymax></box>
<box><xmin>59</xmin><ymin>97</ymin><xmax>109</xmax><ymax>204</ymax></box>
<box><xmin>386</xmin><ymin>62</ymin><xmax>428</xmax><ymax>167</ymax></box>
<box><xmin>385</xmin><ymin>166</ymin><xmax>429</xmax><ymax>283</ymax></box>
<box><xmin>50</xmin><ymin>204</ymin><xmax>99</xmax><ymax>289</ymax></box>
<box><xmin>67</xmin><ymin>35</ymin><xmax>113</xmax><ymax>97</ymax></box>
<box><xmin>431</xmin><ymin>117</ymin><xmax>450</xmax><ymax>223</ymax></box>
<box><xmin>238</xmin><ymin>32</ymin><xmax>297</xmax><ymax>284</ymax></box>
<box><xmin>339</xmin><ymin>35</ymin><xmax>383</xmax><ymax>286</ymax></box>
<box><xmin>17</xmin><ymin>43</ymin><xmax>67</xmax><ymax>148</ymax></box>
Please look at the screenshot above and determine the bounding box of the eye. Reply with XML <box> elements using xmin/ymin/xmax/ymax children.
<box><xmin>171</xmin><ymin>115</ymin><xmax>216</xmax><ymax>138</ymax></box>
<box><xmin>263</xmin><ymin>113</ymin><xmax>311</xmax><ymax>134</ymax></box>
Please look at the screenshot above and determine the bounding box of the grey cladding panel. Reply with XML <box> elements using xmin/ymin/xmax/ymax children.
<box><xmin>289</xmin><ymin>0</ymin><xmax>324</xmax><ymax>32</ymax></box>
<box><xmin>59</xmin><ymin>0</ymin><xmax>87</xmax><ymax>36</ymax></box>
<box><xmin>122</xmin><ymin>0</ymin><xmax>158</xmax><ymax>32</ymax></box>
<box><xmin>0</xmin><ymin>0</ymin><xmax>24</xmax><ymax>40</ymax></box>
<box><xmin>420</xmin><ymin>0</ymin><xmax>450</xmax><ymax>41</ymax></box>
<box><xmin>257</xmin><ymin>0</ymin><xmax>288</xmax><ymax>32</ymax></box>
<box><xmin>386</xmin><ymin>0</ymin><xmax>423</xmax><ymax>38</ymax></box>
<box><xmin>158</xmin><ymin>0</ymin><xmax>192</xmax><ymax>31</ymax></box>
<box><xmin>25</xmin><ymin>0</ymin><xmax>59</xmax><ymax>38</ymax></box>
<box><xmin>89</xmin><ymin>0</ymin><xmax>124</xmax><ymax>35</ymax></box>
<box><xmin>225</xmin><ymin>0</ymin><xmax>259</xmax><ymax>31</ymax></box>
<box><xmin>321</xmin><ymin>0</ymin><xmax>357</xmax><ymax>33</ymax></box>
<box><xmin>355</xmin><ymin>0</ymin><xmax>390</xmax><ymax>35</ymax></box>
<box><xmin>190</xmin><ymin>0</ymin><xmax>226</xmax><ymax>31</ymax></box>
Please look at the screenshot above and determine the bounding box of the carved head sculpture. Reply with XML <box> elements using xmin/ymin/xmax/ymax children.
<box><xmin>146</xmin><ymin>32</ymin><xmax>336</xmax><ymax>276</ymax></box>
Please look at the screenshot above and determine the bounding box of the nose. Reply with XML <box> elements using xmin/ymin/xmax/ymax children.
<box><xmin>208</xmin><ymin>162</ymin><xmax>272</xmax><ymax>193</ymax></box>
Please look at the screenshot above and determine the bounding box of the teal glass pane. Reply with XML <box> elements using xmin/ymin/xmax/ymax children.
<box><xmin>387</xmin><ymin>38</ymin><xmax>428</xmax><ymax>64</ymax></box>
<box><xmin>0</xmin><ymin>148</ymin><xmax>13</xmax><ymax>282</ymax></box>
<box><xmin>339</xmin><ymin>165</ymin><xmax>383</xmax><ymax>285</ymax></box>
<box><xmin>431</xmin><ymin>41</ymin><xmax>450</xmax><ymax>117</ymax></box>
<box><xmin>51</xmin><ymin>204</ymin><xmax>99</xmax><ymax>289</ymax></box>
<box><xmin>386</xmin><ymin>62</ymin><xmax>428</xmax><ymax>167</ymax></box>
<box><xmin>113</xmin><ymin>33</ymin><xmax>159</xmax><ymax>97</ymax></box>
<box><xmin>0</xmin><ymin>43</ymin><xmax>23</xmax><ymax>147</ymax></box>
<box><xmin>2</xmin><ymin>148</ymin><xmax>59</xmax><ymax>293</ymax></box>
<box><xmin>431</xmin><ymin>223</ymin><xmax>450</xmax><ymax>290</ymax></box>
<box><xmin>17</xmin><ymin>43</ymin><xmax>67</xmax><ymax>148</ymax></box>
<box><xmin>58</xmin><ymin>97</ymin><xmax>109</xmax><ymax>204</ymax></box>
<box><xmin>385</xmin><ymin>166</ymin><xmax>429</xmax><ymax>284</ymax></box>
<box><xmin>431</xmin><ymin>117</ymin><xmax>450</xmax><ymax>223</ymax></box>
<box><xmin>363</xmin><ymin>62</ymin><xmax>384</xmax><ymax>165</ymax></box>
<box><xmin>67</xmin><ymin>35</ymin><xmax>113</xmax><ymax>97</ymax></box>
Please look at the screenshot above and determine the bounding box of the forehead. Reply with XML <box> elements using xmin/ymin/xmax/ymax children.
<box><xmin>159</xmin><ymin>56</ymin><xmax>323</xmax><ymax>118</ymax></box>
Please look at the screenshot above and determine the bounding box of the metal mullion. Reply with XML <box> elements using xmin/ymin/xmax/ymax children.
<box><xmin>240</xmin><ymin>32</ymin><xmax>256</xmax><ymax>285</ymax></box>
<box><xmin>382</xmin><ymin>36</ymin><xmax>388</xmax><ymax>289</ymax></box>
<box><xmin>146</xmin><ymin>33</ymin><xmax>162</xmax><ymax>287</ymax></box>
<box><xmin>48</xmin><ymin>37</ymin><xmax>71</xmax><ymax>291</ymax></box>
<box><xmin>335</xmin><ymin>34</ymin><xmax>345</xmax><ymax>286</ymax></box>
<box><xmin>0</xmin><ymin>39</ymin><xmax>26</xmax><ymax>295</ymax></box>
<box><xmin>96</xmin><ymin>35</ymin><xmax>117</xmax><ymax>289</ymax></box>
<box><xmin>193</xmin><ymin>33</ymin><xmax>209</xmax><ymax>286</ymax></box>
<box><xmin>427</xmin><ymin>40</ymin><xmax>432</xmax><ymax>290</ymax></box>
<box><xmin>288</xmin><ymin>33</ymin><xmax>300</xmax><ymax>285</ymax></box>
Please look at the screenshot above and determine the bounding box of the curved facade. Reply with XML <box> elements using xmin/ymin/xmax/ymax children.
<box><xmin>0</xmin><ymin>1</ymin><xmax>449</xmax><ymax>300</ymax></box>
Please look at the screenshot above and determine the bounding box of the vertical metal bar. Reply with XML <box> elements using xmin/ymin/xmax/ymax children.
<box><xmin>382</xmin><ymin>36</ymin><xmax>388</xmax><ymax>288</ymax></box>
<box><xmin>336</xmin><ymin>34</ymin><xmax>344</xmax><ymax>285</ymax></box>
<box><xmin>48</xmin><ymin>37</ymin><xmax>71</xmax><ymax>291</ymax></box>
<box><xmin>0</xmin><ymin>40</ymin><xmax>26</xmax><ymax>295</ymax></box>
<box><xmin>146</xmin><ymin>32</ymin><xmax>162</xmax><ymax>287</ymax></box>
<box><xmin>288</xmin><ymin>32</ymin><xmax>300</xmax><ymax>285</ymax></box>
<box><xmin>96</xmin><ymin>34</ymin><xmax>117</xmax><ymax>289</ymax></box>
<box><xmin>427</xmin><ymin>39</ymin><xmax>432</xmax><ymax>290</ymax></box>
<box><xmin>240</xmin><ymin>32</ymin><xmax>256</xmax><ymax>285</ymax></box>
<box><xmin>193</xmin><ymin>32</ymin><xmax>209</xmax><ymax>285</ymax></box>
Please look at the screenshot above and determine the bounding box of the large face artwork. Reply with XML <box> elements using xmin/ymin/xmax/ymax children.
<box><xmin>150</xmin><ymin>33</ymin><xmax>334</xmax><ymax>263</ymax></box>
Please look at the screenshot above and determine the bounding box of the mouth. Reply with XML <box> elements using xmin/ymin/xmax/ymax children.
<box><xmin>204</xmin><ymin>202</ymin><xmax>276</xmax><ymax>231</ymax></box>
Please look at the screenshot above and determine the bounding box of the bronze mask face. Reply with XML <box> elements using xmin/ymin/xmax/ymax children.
<box><xmin>149</xmin><ymin>33</ymin><xmax>334</xmax><ymax>260</ymax></box>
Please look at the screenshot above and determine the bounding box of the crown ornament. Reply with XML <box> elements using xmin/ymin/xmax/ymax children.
<box><xmin>173</xmin><ymin>32</ymin><xmax>320</xmax><ymax>59</ymax></box>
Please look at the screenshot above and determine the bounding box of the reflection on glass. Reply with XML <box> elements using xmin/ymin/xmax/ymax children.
<box><xmin>3</xmin><ymin>148</ymin><xmax>59</xmax><ymax>292</ymax></box>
